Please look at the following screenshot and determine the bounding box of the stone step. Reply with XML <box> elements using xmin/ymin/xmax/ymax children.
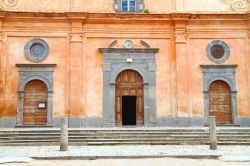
<box><xmin>0</xmin><ymin>134</ymin><xmax>208</xmax><ymax>139</ymax></box>
<box><xmin>0</xmin><ymin>128</ymin><xmax>250</xmax><ymax>146</ymax></box>
<box><xmin>1</xmin><ymin>130</ymin><xmax>250</xmax><ymax>134</ymax></box>
<box><xmin>2</xmin><ymin>133</ymin><xmax>250</xmax><ymax>138</ymax></box>
<box><xmin>1</xmin><ymin>142</ymin><xmax>250</xmax><ymax>146</ymax></box>
<box><xmin>1</xmin><ymin>133</ymin><xmax>250</xmax><ymax>138</ymax></box>
<box><xmin>0</xmin><ymin>133</ymin><xmax>210</xmax><ymax>137</ymax></box>
<box><xmin>0</xmin><ymin>140</ymin><xmax>250</xmax><ymax>146</ymax></box>
<box><xmin>3</xmin><ymin>139</ymin><xmax>250</xmax><ymax>144</ymax></box>
<box><xmin>0</xmin><ymin>130</ymin><xmax>209</xmax><ymax>133</ymax></box>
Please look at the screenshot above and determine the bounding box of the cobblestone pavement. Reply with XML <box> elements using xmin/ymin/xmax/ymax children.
<box><xmin>2</xmin><ymin>158</ymin><xmax>250</xmax><ymax>166</ymax></box>
<box><xmin>0</xmin><ymin>145</ymin><xmax>250</xmax><ymax>158</ymax></box>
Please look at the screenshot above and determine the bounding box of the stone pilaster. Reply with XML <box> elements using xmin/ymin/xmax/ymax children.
<box><xmin>171</xmin><ymin>14</ymin><xmax>190</xmax><ymax>119</ymax></box>
<box><xmin>0</xmin><ymin>12</ymin><xmax>5</xmax><ymax>116</ymax></box>
<box><xmin>247</xmin><ymin>13</ymin><xmax>250</xmax><ymax>116</ymax></box>
<box><xmin>16</xmin><ymin>92</ymin><xmax>24</xmax><ymax>125</ymax></box>
<box><xmin>67</xmin><ymin>14</ymin><xmax>85</xmax><ymax>118</ymax></box>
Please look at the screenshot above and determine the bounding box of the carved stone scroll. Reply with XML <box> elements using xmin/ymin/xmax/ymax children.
<box><xmin>228</xmin><ymin>0</ymin><xmax>250</xmax><ymax>11</ymax></box>
<box><xmin>3</xmin><ymin>0</ymin><xmax>18</xmax><ymax>7</ymax></box>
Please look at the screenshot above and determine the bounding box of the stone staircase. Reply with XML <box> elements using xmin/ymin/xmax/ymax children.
<box><xmin>0</xmin><ymin>127</ymin><xmax>250</xmax><ymax>146</ymax></box>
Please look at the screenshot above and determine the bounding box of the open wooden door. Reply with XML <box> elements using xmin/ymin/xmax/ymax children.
<box><xmin>115</xmin><ymin>70</ymin><xmax>144</xmax><ymax>126</ymax></box>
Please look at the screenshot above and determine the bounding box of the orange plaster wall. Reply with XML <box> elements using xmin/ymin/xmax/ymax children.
<box><xmin>83</xmin><ymin>35</ymin><xmax>173</xmax><ymax>118</ymax></box>
<box><xmin>145</xmin><ymin>0</ymin><xmax>174</xmax><ymax>13</ymax></box>
<box><xmin>85</xmin><ymin>37</ymin><xmax>104</xmax><ymax>117</ymax></box>
<box><xmin>1</xmin><ymin>36</ymin><xmax>67</xmax><ymax>118</ymax></box>
<box><xmin>187</xmin><ymin>38</ymin><xmax>250</xmax><ymax>117</ymax></box>
<box><xmin>185</xmin><ymin>0</ymin><xmax>228</xmax><ymax>12</ymax></box>
<box><xmin>3</xmin><ymin>0</ymin><xmax>70</xmax><ymax>12</ymax></box>
<box><xmin>2</xmin><ymin>0</ymin><xmax>175</xmax><ymax>13</ymax></box>
<box><xmin>3</xmin><ymin>0</ymin><xmax>240</xmax><ymax>13</ymax></box>
<box><xmin>86</xmin><ymin>0</ymin><xmax>113</xmax><ymax>13</ymax></box>
<box><xmin>85</xmin><ymin>0</ymin><xmax>174</xmax><ymax>13</ymax></box>
<box><xmin>1</xmin><ymin>13</ymin><xmax>250</xmax><ymax>121</ymax></box>
<box><xmin>151</xmin><ymin>39</ymin><xmax>174</xmax><ymax>117</ymax></box>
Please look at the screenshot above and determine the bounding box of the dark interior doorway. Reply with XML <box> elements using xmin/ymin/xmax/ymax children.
<box><xmin>122</xmin><ymin>96</ymin><xmax>136</xmax><ymax>125</ymax></box>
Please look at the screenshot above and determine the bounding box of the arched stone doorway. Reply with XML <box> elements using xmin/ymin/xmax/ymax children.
<box><xmin>209</xmin><ymin>80</ymin><xmax>233</xmax><ymax>125</ymax></box>
<box><xmin>100</xmin><ymin>45</ymin><xmax>158</xmax><ymax>127</ymax></box>
<box><xmin>16</xmin><ymin>64</ymin><xmax>55</xmax><ymax>127</ymax></box>
<box><xmin>23</xmin><ymin>80</ymin><xmax>48</xmax><ymax>125</ymax></box>
<box><xmin>115</xmin><ymin>70</ymin><xmax>144</xmax><ymax>126</ymax></box>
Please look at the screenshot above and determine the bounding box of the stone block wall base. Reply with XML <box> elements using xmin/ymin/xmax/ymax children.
<box><xmin>1</xmin><ymin>117</ymin><xmax>250</xmax><ymax>128</ymax></box>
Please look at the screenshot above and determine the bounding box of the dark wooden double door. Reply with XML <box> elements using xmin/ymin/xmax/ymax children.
<box><xmin>115</xmin><ymin>70</ymin><xmax>144</xmax><ymax>126</ymax></box>
<box><xmin>23</xmin><ymin>80</ymin><xmax>48</xmax><ymax>125</ymax></box>
<box><xmin>209</xmin><ymin>80</ymin><xmax>233</xmax><ymax>125</ymax></box>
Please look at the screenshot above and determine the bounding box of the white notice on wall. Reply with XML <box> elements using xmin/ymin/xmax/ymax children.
<box><xmin>37</xmin><ymin>103</ymin><xmax>46</xmax><ymax>109</ymax></box>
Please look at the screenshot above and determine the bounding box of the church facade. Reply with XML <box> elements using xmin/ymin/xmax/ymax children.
<box><xmin>1</xmin><ymin>0</ymin><xmax>250</xmax><ymax>128</ymax></box>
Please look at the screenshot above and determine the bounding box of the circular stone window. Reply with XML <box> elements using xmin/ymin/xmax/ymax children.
<box><xmin>206</xmin><ymin>40</ymin><xmax>230</xmax><ymax>64</ymax></box>
<box><xmin>24</xmin><ymin>38</ymin><xmax>49</xmax><ymax>62</ymax></box>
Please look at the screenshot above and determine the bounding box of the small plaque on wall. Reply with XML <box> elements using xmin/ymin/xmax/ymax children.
<box><xmin>37</xmin><ymin>103</ymin><xmax>46</xmax><ymax>109</ymax></box>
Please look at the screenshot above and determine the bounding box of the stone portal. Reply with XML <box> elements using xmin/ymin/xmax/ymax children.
<box><xmin>100</xmin><ymin>41</ymin><xmax>158</xmax><ymax>127</ymax></box>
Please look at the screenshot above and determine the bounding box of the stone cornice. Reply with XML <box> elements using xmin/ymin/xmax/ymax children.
<box><xmin>99</xmin><ymin>48</ymin><xmax>159</xmax><ymax>54</ymax></box>
<box><xmin>16</xmin><ymin>64</ymin><xmax>57</xmax><ymax>68</ymax></box>
<box><xmin>0</xmin><ymin>12</ymin><xmax>248</xmax><ymax>24</ymax></box>
<box><xmin>200</xmin><ymin>64</ymin><xmax>238</xmax><ymax>69</ymax></box>
<box><xmin>66</xmin><ymin>12</ymin><xmax>87</xmax><ymax>22</ymax></box>
<box><xmin>0</xmin><ymin>12</ymin><xmax>6</xmax><ymax>18</ymax></box>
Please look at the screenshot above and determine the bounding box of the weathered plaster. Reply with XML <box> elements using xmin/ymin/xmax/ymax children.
<box><xmin>1</xmin><ymin>0</ymin><xmax>250</xmax><ymax>13</ymax></box>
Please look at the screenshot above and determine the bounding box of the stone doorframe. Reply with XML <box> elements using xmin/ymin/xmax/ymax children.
<box><xmin>99</xmin><ymin>48</ymin><xmax>159</xmax><ymax>127</ymax></box>
<box><xmin>15</xmin><ymin>64</ymin><xmax>56</xmax><ymax>126</ymax></box>
<box><xmin>201</xmin><ymin>65</ymin><xmax>239</xmax><ymax>125</ymax></box>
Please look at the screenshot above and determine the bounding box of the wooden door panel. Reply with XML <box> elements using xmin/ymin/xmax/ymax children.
<box><xmin>116</xmin><ymin>95</ymin><xmax>122</xmax><ymax>126</ymax></box>
<box><xmin>23</xmin><ymin>80</ymin><xmax>48</xmax><ymax>125</ymax></box>
<box><xmin>116</xmin><ymin>70</ymin><xmax>144</xmax><ymax>126</ymax></box>
<box><xmin>209</xmin><ymin>80</ymin><xmax>232</xmax><ymax>125</ymax></box>
<box><xmin>136</xmin><ymin>95</ymin><xmax>144</xmax><ymax>125</ymax></box>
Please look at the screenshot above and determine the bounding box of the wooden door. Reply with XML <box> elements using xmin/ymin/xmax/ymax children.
<box><xmin>115</xmin><ymin>70</ymin><xmax>144</xmax><ymax>126</ymax></box>
<box><xmin>23</xmin><ymin>80</ymin><xmax>48</xmax><ymax>125</ymax></box>
<box><xmin>209</xmin><ymin>80</ymin><xmax>232</xmax><ymax>125</ymax></box>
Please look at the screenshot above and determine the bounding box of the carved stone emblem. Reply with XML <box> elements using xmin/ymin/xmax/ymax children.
<box><xmin>227</xmin><ymin>0</ymin><xmax>250</xmax><ymax>11</ymax></box>
<box><xmin>3</xmin><ymin>0</ymin><xmax>18</xmax><ymax>7</ymax></box>
<box><xmin>123</xmin><ymin>40</ymin><xmax>134</xmax><ymax>49</ymax></box>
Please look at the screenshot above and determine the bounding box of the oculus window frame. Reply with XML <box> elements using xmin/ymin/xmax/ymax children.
<box><xmin>206</xmin><ymin>40</ymin><xmax>230</xmax><ymax>64</ymax></box>
<box><xmin>24</xmin><ymin>38</ymin><xmax>49</xmax><ymax>63</ymax></box>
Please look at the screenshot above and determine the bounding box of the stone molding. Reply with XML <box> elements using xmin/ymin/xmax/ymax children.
<box><xmin>201</xmin><ymin>65</ymin><xmax>239</xmax><ymax>126</ymax></box>
<box><xmin>24</xmin><ymin>38</ymin><xmax>49</xmax><ymax>63</ymax></box>
<box><xmin>171</xmin><ymin>14</ymin><xmax>190</xmax><ymax>43</ymax></box>
<box><xmin>70</xmin><ymin>33</ymin><xmax>83</xmax><ymax>42</ymax></box>
<box><xmin>100</xmin><ymin>46</ymin><xmax>158</xmax><ymax>127</ymax></box>
<box><xmin>106</xmin><ymin>40</ymin><xmax>153</xmax><ymax>49</ymax></box>
<box><xmin>100</xmin><ymin>48</ymin><xmax>159</xmax><ymax>53</ymax></box>
<box><xmin>206</xmin><ymin>40</ymin><xmax>230</xmax><ymax>64</ymax></box>
<box><xmin>15</xmin><ymin>64</ymin><xmax>56</xmax><ymax>126</ymax></box>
